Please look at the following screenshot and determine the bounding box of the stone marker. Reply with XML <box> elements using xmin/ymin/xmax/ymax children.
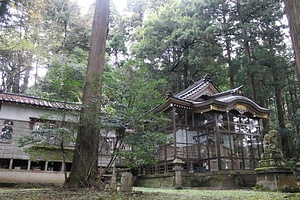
<box><xmin>120</xmin><ymin>172</ymin><xmax>133</xmax><ymax>192</ymax></box>
<box><xmin>109</xmin><ymin>166</ymin><xmax>117</xmax><ymax>191</ymax></box>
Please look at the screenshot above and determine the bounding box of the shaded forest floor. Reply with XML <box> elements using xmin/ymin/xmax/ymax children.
<box><xmin>1</xmin><ymin>186</ymin><xmax>300</xmax><ymax>199</ymax></box>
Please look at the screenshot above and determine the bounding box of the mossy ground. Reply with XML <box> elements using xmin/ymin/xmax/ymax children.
<box><xmin>1</xmin><ymin>186</ymin><xmax>300</xmax><ymax>199</ymax></box>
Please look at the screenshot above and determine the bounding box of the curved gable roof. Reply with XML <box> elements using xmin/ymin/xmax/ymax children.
<box><xmin>154</xmin><ymin>74</ymin><xmax>271</xmax><ymax>117</ymax></box>
<box><xmin>174</xmin><ymin>74</ymin><xmax>220</xmax><ymax>100</ymax></box>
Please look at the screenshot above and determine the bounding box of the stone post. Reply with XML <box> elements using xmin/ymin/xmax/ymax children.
<box><xmin>9</xmin><ymin>159</ymin><xmax>13</xmax><ymax>169</ymax></box>
<box><xmin>27</xmin><ymin>160</ymin><xmax>31</xmax><ymax>170</ymax></box>
<box><xmin>45</xmin><ymin>161</ymin><xmax>48</xmax><ymax>171</ymax></box>
<box><xmin>109</xmin><ymin>165</ymin><xmax>117</xmax><ymax>191</ymax></box>
<box><xmin>189</xmin><ymin>162</ymin><xmax>194</xmax><ymax>173</ymax></box>
<box><xmin>120</xmin><ymin>172</ymin><xmax>133</xmax><ymax>192</ymax></box>
<box><xmin>173</xmin><ymin>157</ymin><xmax>185</xmax><ymax>189</ymax></box>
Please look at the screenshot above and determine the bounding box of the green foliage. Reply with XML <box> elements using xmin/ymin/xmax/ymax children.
<box><xmin>107</xmin><ymin>4</ymin><xmax>129</xmax><ymax>65</ymax></box>
<box><xmin>119</xmin><ymin>131</ymin><xmax>167</xmax><ymax>168</ymax></box>
<box><xmin>102</xmin><ymin>63</ymin><xmax>170</xmax><ymax>167</ymax></box>
<box><xmin>18</xmin><ymin>126</ymin><xmax>75</xmax><ymax>147</ymax></box>
<box><xmin>42</xmin><ymin>61</ymin><xmax>84</xmax><ymax>102</ymax></box>
<box><xmin>18</xmin><ymin>115</ymin><xmax>77</xmax><ymax>162</ymax></box>
<box><xmin>0</xmin><ymin>0</ymin><xmax>91</xmax><ymax>94</ymax></box>
<box><xmin>130</xmin><ymin>0</ymin><xmax>228</xmax><ymax>93</ymax></box>
<box><xmin>292</xmin><ymin>109</ymin><xmax>300</xmax><ymax>127</ymax></box>
<box><xmin>103</xmin><ymin>63</ymin><xmax>168</xmax><ymax>127</ymax></box>
<box><xmin>282</xmin><ymin>109</ymin><xmax>300</xmax><ymax>159</ymax></box>
<box><xmin>26</xmin><ymin>52</ymin><xmax>86</xmax><ymax>102</ymax></box>
<box><xmin>22</xmin><ymin>145</ymin><xmax>74</xmax><ymax>161</ymax></box>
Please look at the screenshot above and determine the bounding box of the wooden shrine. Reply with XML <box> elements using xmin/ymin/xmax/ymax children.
<box><xmin>137</xmin><ymin>74</ymin><xmax>271</xmax><ymax>188</ymax></box>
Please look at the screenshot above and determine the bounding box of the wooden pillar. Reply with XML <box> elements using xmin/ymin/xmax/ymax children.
<box><xmin>192</xmin><ymin>111</ymin><xmax>195</xmax><ymax>126</ymax></box>
<box><xmin>249</xmin><ymin>135</ymin><xmax>254</xmax><ymax>169</ymax></box>
<box><xmin>185</xmin><ymin>126</ymin><xmax>189</xmax><ymax>161</ymax></box>
<box><xmin>185</xmin><ymin>110</ymin><xmax>189</xmax><ymax>168</ymax></box>
<box><xmin>197</xmin><ymin>128</ymin><xmax>201</xmax><ymax>167</ymax></box>
<box><xmin>164</xmin><ymin>144</ymin><xmax>167</xmax><ymax>173</ymax></box>
<box><xmin>259</xmin><ymin>119</ymin><xmax>264</xmax><ymax>158</ymax></box>
<box><xmin>228</xmin><ymin>113</ymin><xmax>236</xmax><ymax>170</ymax></box>
<box><xmin>215</xmin><ymin>113</ymin><xmax>222</xmax><ymax>170</ymax></box>
<box><xmin>205</xmin><ymin>118</ymin><xmax>210</xmax><ymax>171</ymax></box>
<box><xmin>173</xmin><ymin>106</ymin><xmax>177</xmax><ymax>158</ymax></box>
<box><xmin>241</xmin><ymin>136</ymin><xmax>245</xmax><ymax>170</ymax></box>
<box><xmin>185</xmin><ymin>110</ymin><xmax>188</xmax><ymax>125</ymax></box>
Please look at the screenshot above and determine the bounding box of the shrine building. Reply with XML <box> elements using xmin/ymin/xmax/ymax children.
<box><xmin>136</xmin><ymin>74</ymin><xmax>271</xmax><ymax>187</ymax></box>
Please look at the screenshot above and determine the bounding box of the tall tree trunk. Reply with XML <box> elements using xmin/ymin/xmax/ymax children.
<box><xmin>183</xmin><ymin>48</ymin><xmax>189</xmax><ymax>88</ymax></box>
<box><xmin>272</xmin><ymin>70</ymin><xmax>289</xmax><ymax>156</ymax></box>
<box><xmin>285</xmin><ymin>69</ymin><xmax>296</xmax><ymax>114</ymax></box>
<box><xmin>265</xmin><ymin>25</ymin><xmax>289</xmax><ymax>157</ymax></box>
<box><xmin>21</xmin><ymin>66</ymin><xmax>30</xmax><ymax>93</ymax></box>
<box><xmin>283</xmin><ymin>0</ymin><xmax>300</xmax><ymax>82</ymax></box>
<box><xmin>226</xmin><ymin>37</ymin><xmax>235</xmax><ymax>89</ymax></box>
<box><xmin>12</xmin><ymin>70</ymin><xmax>20</xmax><ymax>93</ymax></box>
<box><xmin>66</xmin><ymin>0</ymin><xmax>110</xmax><ymax>187</ymax></box>
<box><xmin>236</xmin><ymin>0</ymin><xmax>255</xmax><ymax>100</ymax></box>
<box><xmin>221</xmin><ymin>1</ymin><xmax>235</xmax><ymax>89</ymax></box>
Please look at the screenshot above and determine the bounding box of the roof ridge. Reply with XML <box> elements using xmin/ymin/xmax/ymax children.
<box><xmin>0</xmin><ymin>92</ymin><xmax>81</xmax><ymax>105</ymax></box>
<box><xmin>0</xmin><ymin>92</ymin><xmax>81</xmax><ymax>110</ymax></box>
<box><xmin>174</xmin><ymin>74</ymin><xmax>219</xmax><ymax>99</ymax></box>
<box><xmin>210</xmin><ymin>85</ymin><xmax>243</xmax><ymax>98</ymax></box>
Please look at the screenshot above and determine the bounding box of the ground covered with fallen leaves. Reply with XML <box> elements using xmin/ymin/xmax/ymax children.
<box><xmin>1</xmin><ymin>186</ymin><xmax>300</xmax><ymax>200</ymax></box>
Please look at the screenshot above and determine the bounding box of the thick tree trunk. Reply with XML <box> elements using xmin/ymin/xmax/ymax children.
<box><xmin>66</xmin><ymin>0</ymin><xmax>110</xmax><ymax>187</ymax></box>
<box><xmin>283</xmin><ymin>0</ymin><xmax>300</xmax><ymax>82</ymax></box>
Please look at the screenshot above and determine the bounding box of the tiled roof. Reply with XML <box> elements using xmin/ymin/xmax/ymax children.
<box><xmin>174</xmin><ymin>74</ymin><xmax>220</xmax><ymax>99</ymax></box>
<box><xmin>0</xmin><ymin>92</ymin><xmax>81</xmax><ymax>110</ymax></box>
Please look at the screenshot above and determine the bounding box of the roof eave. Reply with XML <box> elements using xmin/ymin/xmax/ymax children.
<box><xmin>153</xmin><ymin>97</ymin><xmax>193</xmax><ymax>113</ymax></box>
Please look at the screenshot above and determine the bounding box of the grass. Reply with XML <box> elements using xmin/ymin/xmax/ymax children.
<box><xmin>0</xmin><ymin>186</ymin><xmax>300</xmax><ymax>200</ymax></box>
<box><xmin>135</xmin><ymin>187</ymin><xmax>300</xmax><ymax>200</ymax></box>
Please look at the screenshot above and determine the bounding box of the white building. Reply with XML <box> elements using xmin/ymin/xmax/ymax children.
<box><xmin>0</xmin><ymin>92</ymin><xmax>118</xmax><ymax>185</ymax></box>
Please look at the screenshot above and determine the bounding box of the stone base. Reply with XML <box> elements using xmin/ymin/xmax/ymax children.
<box><xmin>135</xmin><ymin>170</ymin><xmax>257</xmax><ymax>188</ymax></box>
<box><xmin>259</xmin><ymin>158</ymin><xmax>286</xmax><ymax>168</ymax></box>
<box><xmin>255</xmin><ymin>168</ymin><xmax>299</xmax><ymax>191</ymax></box>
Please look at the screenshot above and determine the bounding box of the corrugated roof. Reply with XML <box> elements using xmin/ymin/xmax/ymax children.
<box><xmin>0</xmin><ymin>92</ymin><xmax>82</xmax><ymax>110</ymax></box>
